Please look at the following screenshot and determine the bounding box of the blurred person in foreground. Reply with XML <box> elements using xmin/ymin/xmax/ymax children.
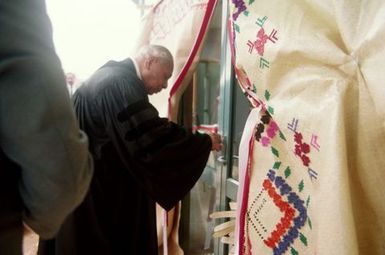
<box><xmin>38</xmin><ymin>44</ymin><xmax>222</xmax><ymax>255</ymax></box>
<box><xmin>0</xmin><ymin>0</ymin><xmax>93</xmax><ymax>254</ymax></box>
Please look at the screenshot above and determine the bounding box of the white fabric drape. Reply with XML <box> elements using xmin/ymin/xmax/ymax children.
<box><xmin>231</xmin><ymin>0</ymin><xmax>385</xmax><ymax>254</ymax></box>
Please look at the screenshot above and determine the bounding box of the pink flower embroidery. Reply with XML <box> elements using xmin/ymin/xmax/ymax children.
<box><xmin>266</xmin><ymin>121</ymin><xmax>278</xmax><ymax>138</ymax></box>
<box><xmin>255</xmin><ymin>28</ymin><xmax>269</xmax><ymax>56</ymax></box>
<box><xmin>261</xmin><ymin>136</ymin><xmax>270</xmax><ymax>146</ymax></box>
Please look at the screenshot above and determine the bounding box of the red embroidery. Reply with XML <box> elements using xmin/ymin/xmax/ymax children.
<box><xmin>294</xmin><ymin>144</ymin><xmax>302</xmax><ymax>156</ymax></box>
<box><xmin>301</xmin><ymin>154</ymin><xmax>310</xmax><ymax>166</ymax></box>
<box><xmin>293</xmin><ymin>132</ymin><xmax>311</xmax><ymax>167</ymax></box>
<box><xmin>301</xmin><ymin>143</ymin><xmax>310</xmax><ymax>154</ymax></box>
<box><xmin>263</xmin><ymin>179</ymin><xmax>295</xmax><ymax>249</ymax></box>
<box><xmin>255</xmin><ymin>28</ymin><xmax>269</xmax><ymax>56</ymax></box>
<box><xmin>294</xmin><ymin>132</ymin><xmax>303</xmax><ymax>144</ymax></box>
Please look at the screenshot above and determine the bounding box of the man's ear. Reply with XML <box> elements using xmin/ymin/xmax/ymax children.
<box><xmin>144</xmin><ymin>57</ymin><xmax>155</xmax><ymax>70</ymax></box>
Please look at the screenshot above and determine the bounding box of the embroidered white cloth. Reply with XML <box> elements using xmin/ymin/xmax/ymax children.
<box><xmin>135</xmin><ymin>0</ymin><xmax>217</xmax><ymax>121</ymax></box>
<box><xmin>231</xmin><ymin>0</ymin><xmax>385</xmax><ymax>254</ymax></box>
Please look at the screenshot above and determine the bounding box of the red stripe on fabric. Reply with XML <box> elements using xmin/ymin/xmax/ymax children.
<box><xmin>227</xmin><ymin>19</ymin><xmax>246</xmax><ymax>254</ymax></box>
<box><xmin>168</xmin><ymin>0</ymin><xmax>218</xmax><ymax>118</ymax></box>
<box><xmin>239</xmin><ymin>136</ymin><xmax>254</xmax><ymax>255</ymax></box>
<box><xmin>228</xmin><ymin>19</ymin><xmax>237</xmax><ymax>75</ymax></box>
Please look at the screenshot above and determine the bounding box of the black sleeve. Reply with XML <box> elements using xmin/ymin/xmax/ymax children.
<box><xmin>100</xmin><ymin>85</ymin><xmax>212</xmax><ymax>211</ymax></box>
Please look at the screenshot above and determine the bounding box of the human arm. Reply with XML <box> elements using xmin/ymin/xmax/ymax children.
<box><xmin>98</xmin><ymin>78</ymin><xmax>212</xmax><ymax>210</ymax></box>
<box><xmin>0</xmin><ymin>0</ymin><xmax>93</xmax><ymax>239</ymax></box>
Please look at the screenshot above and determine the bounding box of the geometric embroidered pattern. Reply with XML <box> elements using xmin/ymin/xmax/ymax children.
<box><xmin>266</xmin><ymin>170</ymin><xmax>308</xmax><ymax>254</ymax></box>
<box><xmin>247</xmin><ymin>169</ymin><xmax>307</xmax><ymax>255</ymax></box>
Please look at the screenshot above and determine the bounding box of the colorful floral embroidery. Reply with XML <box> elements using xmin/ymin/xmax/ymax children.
<box><xmin>232</xmin><ymin>0</ymin><xmax>247</xmax><ymax>21</ymax></box>
<box><xmin>254</xmin><ymin>111</ymin><xmax>279</xmax><ymax>147</ymax></box>
<box><xmin>294</xmin><ymin>131</ymin><xmax>311</xmax><ymax>167</ymax></box>
<box><xmin>245</xmin><ymin>170</ymin><xmax>309</xmax><ymax>255</ymax></box>
<box><xmin>229</xmin><ymin>6</ymin><xmax>321</xmax><ymax>253</ymax></box>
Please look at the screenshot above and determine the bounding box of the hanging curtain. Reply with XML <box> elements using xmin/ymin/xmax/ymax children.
<box><xmin>229</xmin><ymin>0</ymin><xmax>385</xmax><ymax>254</ymax></box>
<box><xmin>134</xmin><ymin>0</ymin><xmax>217</xmax><ymax>254</ymax></box>
<box><xmin>134</xmin><ymin>0</ymin><xmax>217</xmax><ymax>121</ymax></box>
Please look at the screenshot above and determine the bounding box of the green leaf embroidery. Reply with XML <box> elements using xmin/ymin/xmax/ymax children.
<box><xmin>290</xmin><ymin>247</ymin><xmax>298</xmax><ymax>255</ymax></box>
<box><xmin>271</xmin><ymin>147</ymin><xmax>279</xmax><ymax>157</ymax></box>
<box><xmin>268</xmin><ymin>106</ymin><xmax>274</xmax><ymax>115</ymax></box>
<box><xmin>234</xmin><ymin>23</ymin><xmax>240</xmax><ymax>33</ymax></box>
<box><xmin>264</xmin><ymin>90</ymin><xmax>270</xmax><ymax>101</ymax></box>
<box><xmin>300</xmin><ymin>233</ymin><xmax>308</xmax><ymax>246</ymax></box>
<box><xmin>273</xmin><ymin>161</ymin><xmax>281</xmax><ymax>169</ymax></box>
<box><xmin>306</xmin><ymin>196</ymin><xmax>310</xmax><ymax>208</ymax></box>
<box><xmin>284</xmin><ymin>166</ymin><xmax>291</xmax><ymax>178</ymax></box>
<box><xmin>298</xmin><ymin>180</ymin><xmax>304</xmax><ymax>192</ymax></box>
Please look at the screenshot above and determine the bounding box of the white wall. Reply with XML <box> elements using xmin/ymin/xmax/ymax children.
<box><xmin>46</xmin><ymin>0</ymin><xmax>142</xmax><ymax>81</ymax></box>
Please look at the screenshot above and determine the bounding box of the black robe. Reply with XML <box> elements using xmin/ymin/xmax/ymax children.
<box><xmin>38</xmin><ymin>59</ymin><xmax>212</xmax><ymax>255</ymax></box>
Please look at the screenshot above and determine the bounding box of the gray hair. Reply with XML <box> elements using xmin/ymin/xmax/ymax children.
<box><xmin>137</xmin><ymin>45</ymin><xmax>173</xmax><ymax>65</ymax></box>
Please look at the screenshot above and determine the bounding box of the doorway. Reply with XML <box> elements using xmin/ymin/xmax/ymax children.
<box><xmin>180</xmin><ymin>1</ymin><xmax>251</xmax><ymax>254</ymax></box>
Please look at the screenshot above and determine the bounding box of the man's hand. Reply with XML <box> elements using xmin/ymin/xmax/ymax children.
<box><xmin>207</xmin><ymin>132</ymin><xmax>223</xmax><ymax>151</ymax></box>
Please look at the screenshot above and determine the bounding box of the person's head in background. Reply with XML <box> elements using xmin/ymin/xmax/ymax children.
<box><xmin>65</xmin><ymin>72</ymin><xmax>76</xmax><ymax>87</ymax></box>
<box><xmin>134</xmin><ymin>45</ymin><xmax>174</xmax><ymax>95</ymax></box>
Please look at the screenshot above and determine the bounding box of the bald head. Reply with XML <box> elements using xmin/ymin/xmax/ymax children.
<box><xmin>134</xmin><ymin>45</ymin><xmax>174</xmax><ymax>95</ymax></box>
<box><xmin>136</xmin><ymin>45</ymin><xmax>173</xmax><ymax>66</ymax></box>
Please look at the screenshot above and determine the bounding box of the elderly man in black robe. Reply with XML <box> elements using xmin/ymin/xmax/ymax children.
<box><xmin>38</xmin><ymin>44</ymin><xmax>222</xmax><ymax>255</ymax></box>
